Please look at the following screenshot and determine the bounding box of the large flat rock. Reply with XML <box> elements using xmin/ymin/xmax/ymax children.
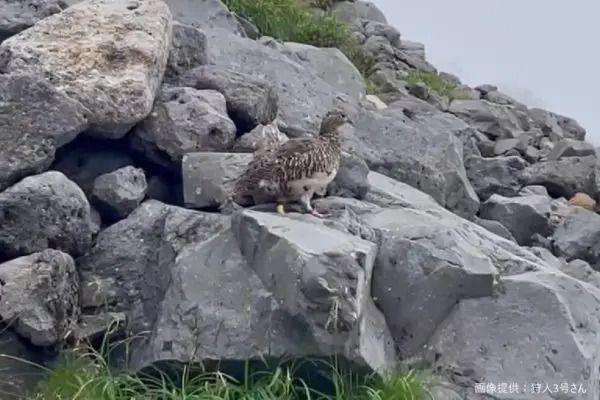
<box><xmin>0</xmin><ymin>0</ymin><xmax>173</xmax><ymax>137</ymax></box>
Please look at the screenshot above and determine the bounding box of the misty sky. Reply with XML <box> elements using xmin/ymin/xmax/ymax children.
<box><xmin>372</xmin><ymin>0</ymin><xmax>600</xmax><ymax>144</ymax></box>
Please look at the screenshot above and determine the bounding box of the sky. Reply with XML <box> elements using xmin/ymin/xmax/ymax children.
<box><xmin>372</xmin><ymin>0</ymin><xmax>600</xmax><ymax>145</ymax></box>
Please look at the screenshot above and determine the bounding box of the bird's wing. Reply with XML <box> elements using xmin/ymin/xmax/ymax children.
<box><xmin>269</xmin><ymin>137</ymin><xmax>324</xmax><ymax>180</ymax></box>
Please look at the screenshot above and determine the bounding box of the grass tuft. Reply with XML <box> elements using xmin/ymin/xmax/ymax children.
<box><xmin>403</xmin><ymin>70</ymin><xmax>470</xmax><ymax>101</ymax></box>
<box><xmin>222</xmin><ymin>0</ymin><xmax>376</xmax><ymax>82</ymax></box>
<box><xmin>0</xmin><ymin>335</ymin><xmax>438</xmax><ymax>400</ymax></box>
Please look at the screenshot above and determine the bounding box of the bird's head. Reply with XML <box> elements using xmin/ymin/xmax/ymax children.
<box><xmin>319</xmin><ymin>110</ymin><xmax>352</xmax><ymax>137</ymax></box>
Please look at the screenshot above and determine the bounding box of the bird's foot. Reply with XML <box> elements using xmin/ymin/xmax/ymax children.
<box><xmin>310</xmin><ymin>209</ymin><xmax>330</xmax><ymax>218</ymax></box>
<box><xmin>276</xmin><ymin>204</ymin><xmax>286</xmax><ymax>216</ymax></box>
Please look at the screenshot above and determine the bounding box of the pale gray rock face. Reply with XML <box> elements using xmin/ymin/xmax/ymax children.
<box><xmin>472</xmin><ymin>216</ymin><xmax>517</xmax><ymax>243</ymax></box>
<box><xmin>464</xmin><ymin>155</ymin><xmax>528</xmax><ymax>201</ymax></box>
<box><xmin>132</xmin><ymin>86</ymin><xmax>237</xmax><ymax>168</ymax></box>
<box><xmin>479</xmin><ymin>193</ymin><xmax>554</xmax><ymax>246</ymax></box>
<box><xmin>0</xmin><ymin>73</ymin><xmax>89</xmax><ymax>192</ymax></box>
<box><xmin>327</xmin><ymin>152</ymin><xmax>370</xmax><ymax>200</ymax></box>
<box><xmin>428</xmin><ymin>271</ymin><xmax>600</xmax><ymax>400</ymax></box>
<box><xmin>447</xmin><ymin>99</ymin><xmax>527</xmax><ymax>140</ymax></box>
<box><xmin>528</xmin><ymin>107</ymin><xmax>586</xmax><ymax>141</ymax></box>
<box><xmin>200</xmin><ymin>27</ymin><xmax>358</xmax><ymax>138</ymax></box>
<box><xmin>343</xmin><ymin>105</ymin><xmax>479</xmax><ymax>219</ymax></box>
<box><xmin>0</xmin><ymin>0</ymin><xmax>64</xmax><ymax>42</ymax></box>
<box><xmin>0</xmin><ymin>0</ymin><xmax>173</xmax><ymax>138</ymax></box>
<box><xmin>0</xmin><ymin>249</ymin><xmax>79</xmax><ymax>347</ymax></box>
<box><xmin>0</xmin><ymin>171</ymin><xmax>93</xmax><ymax>260</ymax></box>
<box><xmin>91</xmin><ymin>166</ymin><xmax>148</xmax><ymax>221</ymax></box>
<box><xmin>232</xmin><ymin>123</ymin><xmax>289</xmax><ymax>153</ymax></box>
<box><xmin>164</xmin><ymin>0</ymin><xmax>245</xmax><ymax>36</ymax></box>
<box><xmin>546</xmin><ymin>138</ymin><xmax>596</xmax><ymax>160</ymax></box>
<box><xmin>331</xmin><ymin>0</ymin><xmax>388</xmax><ymax>24</ymax></box>
<box><xmin>164</xmin><ymin>22</ymin><xmax>208</xmax><ymax>84</ymax></box>
<box><xmin>281</xmin><ymin>42</ymin><xmax>366</xmax><ymax>102</ymax></box>
<box><xmin>551</xmin><ymin>207</ymin><xmax>600</xmax><ymax>270</ymax></box>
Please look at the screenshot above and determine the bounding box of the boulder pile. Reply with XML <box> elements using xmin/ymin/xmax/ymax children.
<box><xmin>0</xmin><ymin>0</ymin><xmax>599</xmax><ymax>399</ymax></box>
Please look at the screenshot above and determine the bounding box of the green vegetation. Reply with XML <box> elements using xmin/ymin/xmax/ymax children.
<box><xmin>222</xmin><ymin>0</ymin><xmax>376</xmax><ymax>87</ymax></box>
<box><xmin>4</xmin><ymin>335</ymin><xmax>438</xmax><ymax>400</ymax></box>
<box><xmin>402</xmin><ymin>70</ymin><xmax>470</xmax><ymax>101</ymax></box>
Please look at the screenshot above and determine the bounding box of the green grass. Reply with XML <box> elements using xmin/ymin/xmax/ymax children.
<box><xmin>1</xmin><ymin>335</ymin><xmax>438</xmax><ymax>400</ymax></box>
<box><xmin>222</xmin><ymin>0</ymin><xmax>376</xmax><ymax>82</ymax></box>
<box><xmin>402</xmin><ymin>70</ymin><xmax>470</xmax><ymax>101</ymax></box>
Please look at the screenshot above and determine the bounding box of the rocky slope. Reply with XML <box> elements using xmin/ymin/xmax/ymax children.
<box><xmin>0</xmin><ymin>0</ymin><xmax>599</xmax><ymax>399</ymax></box>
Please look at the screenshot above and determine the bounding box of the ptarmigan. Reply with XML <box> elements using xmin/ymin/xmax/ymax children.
<box><xmin>231</xmin><ymin>109</ymin><xmax>351</xmax><ymax>217</ymax></box>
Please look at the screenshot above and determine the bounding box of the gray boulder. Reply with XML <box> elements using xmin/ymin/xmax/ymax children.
<box><xmin>0</xmin><ymin>73</ymin><xmax>89</xmax><ymax>192</ymax></box>
<box><xmin>528</xmin><ymin>107</ymin><xmax>586</xmax><ymax>141</ymax></box>
<box><xmin>91</xmin><ymin>166</ymin><xmax>148</xmax><ymax>221</ymax></box>
<box><xmin>447</xmin><ymin>99</ymin><xmax>527</xmax><ymax>139</ymax></box>
<box><xmin>464</xmin><ymin>154</ymin><xmax>528</xmax><ymax>201</ymax></box>
<box><xmin>201</xmin><ymin>27</ymin><xmax>358</xmax><ymax>137</ymax></box>
<box><xmin>179</xmin><ymin>65</ymin><xmax>279</xmax><ymax>129</ymax></box>
<box><xmin>472</xmin><ymin>216</ymin><xmax>517</xmax><ymax>242</ymax></box>
<box><xmin>0</xmin><ymin>171</ymin><xmax>93</xmax><ymax>260</ymax></box>
<box><xmin>164</xmin><ymin>0</ymin><xmax>245</xmax><ymax>36</ymax></box>
<box><xmin>164</xmin><ymin>22</ymin><xmax>208</xmax><ymax>84</ymax></box>
<box><xmin>547</xmin><ymin>138</ymin><xmax>596</xmax><ymax>160</ymax></box>
<box><xmin>0</xmin><ymin>249</ymin><xmax>79</xmax><ymax>347</ymax></box>
<box><xmin>0</xmin><ymin>0</ymin><xmax>173</xmax><ymax>137</ymax></box>
<box><xmin>331</xmin><ymin>0</ymin><xmax>388</xmax><ymax>24</ymax></box>
<box><xmin>479</xmin><ymin>193</ymin><xmax>554</xmax><ymax>246</ymax></box>
<box><xmin>327</xmin><ymin>152</ymin><xmax>370</xmax><ymax>200</ymax></box>
<box><xmin>232</xmin><ymin>123</ymin><xmax>289</xmax><ymax>153</ymax></box>
<box><xmin>0</xmin><ymin>0</ymin><xmax>64</xmax><ymax>42</ymax></box>
<box><xmin>561</xmin><ymin>259</ymin><xmax>600</xmax><ymax>290</ymax></box>
<box><xmin>344</xmin><ymin>105</ymin><xmax>479</xmax><ymax>219</ymax></box>
<box><xmin>132</xmin><ymin>86</ymin><xmax>237</xmax><ymax>167</ymax></box>
<box><xmin>519</xmin><ymin>155</ymin><xmax>598</xmax><ymax>198</ymax></box>
<box><xmin>428</xmin><ymin>271</ymin><xmax>600</xmax><ymax>400</ymax></box>
<box><xmin>551</xmin><ymin>207</ymin><xmax>600</xmax><ymax>269</ymax></box>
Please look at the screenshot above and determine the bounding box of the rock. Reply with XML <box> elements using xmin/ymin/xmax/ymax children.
<box><xmin>0</xmin><ymin>171</ymin><xmax>93</xmax><ymax>261</ymax></box>
<box><xmin>464</xmin><ymin>155</ymin><xmax>528</xmax><ymax>201</ymax></box>
<box><xmin>326</xmin><ymin>152</ymin><xmax>370</xmax><ymax>199</ymax></box>
<box><xmin>0</xmin><ymin>0</ymin><xmax>64</xmax><ymax>42</ymax></box>
<box><xmin>51</xmin><ymin>137</ymin><xmax>134</xmax><ymax>199</ymax></box>
<box><xmin>334</xmin><ymin>172</ymin><xmax>553</xmax><ymax>357</ymax></box>
<box><xmin>0</xmin><ymin>73</ymin><xmax>89</xmax><ymax>192</ymax></box>
<box><xmin>331</xmin><ymin>0</ymin><xmax>388</xmax><ymax>24</ymax></box>
<box><xmin>567</xmin><ymin>192</ymin><xmax>597</xmax><ymax>212</ymax></box>
<box><xmin>201</xmin><ymin>28</ymin><xmax>357</xmax><ymax>137</ymax></box>
<box><xmin>519</xmin><ymin>184</ymin><xmax>549</xmax><ymax>196</ymax></box>
<box><xmin>164</xmin><ymin>0</ymin><xmax>245</xmax><ymax>36</ymax></box>
<box><xmin>282</xmin><ymin>42</ymin><xmax>366</xmax><ymax>102</ymax></box>
<box><xmin>344</xmin><ymin>105</ymin><xmax>479</xmax><ymax>219</ymax></box>
<box><xmin>397</xmin><ymin>40</ymin><xmax>426</xmax><ymax>59</ymax></box>
<box><xmin>482</xmin><ymin>90</ymin><xmax>527</xmax><ymax>109</ymax></box>
<box><xmin>132</xmin><ymin>86</ymin><xmax>237</xmax><ymax>167</ymax></box>
<box><xmin>529</xmin><ymin>107</ymin><xmax>586</xmax><ymax>141</ymax></box>
<box><xmin>76</xmin><ymin>200</ymin><xmax>231</xmax><ymax>331</ymax></box>
<box><xmin>519</xmin><ymin>155</ymin><xmax>598</xmax><ymax>198</ymax></box>
<box><xmin>91</xmin><ymin>166</ymin><xmax>148</xmax><ymax>221</ymax></box>
<box><xmin>447</xmin><ymin>99</ymin><xmax>526</xmax><ymax>139</ymax></box>
<box><xmin>551</xmin><ymin>207</ymin><xmax>600</xmax><ymax>269</ymax></box>
<box><xmin>232</xmin><ymin>12</ymin><xmax>259</xmax><ymax>39</ymax></box>
<box><xmin>547</xmin><ymin>138</ymin><xmax>596</xmax><ymax>160</ymax></box>
<box><xmin>363</xmin><ymin>21</ymin><xmax>401</xmax><ymax>47</ymax></box>
<box><xmin>74</xmin><ymin>312</ymin><xmax>126</xmax><ymax>344</ymax></box>
<box><xmin>561</xmin><ymin>259</ymin><xmax>600</xmax><ymax>290</ymax></box>
<box><xmin>164</xmin><ymin>22</ymin><xmax>208</xmax><ymax>84</ymax></box>
<box><xmin>0</xmin><ymin>250</ymin><xmax>79</xmax><ymax>347</ymax></box>
<box><xmin>365</xmin><ymin>94</ymin><xmax>387</xmax><ymax>109</ymax></box>
<box><xmin>479</xmin><ymin>193</ymin><xmax>554</xmax><ymax>246</ymax></box>
<box><xmin>182</xmin><ymin>152</ymin><xmax>253</xmax><ymax>209</ymax></box>
<box><xmin>472</xmin><ymin>216</ymin><xmax>517</xmax><ymax>242</ymax></box>
<box><xmin>178</xmin><ymin>65</ymin><xmax>279</xmax><ymax>130</ymax></box>
<box><xmin>428</xmin><ymin>271</ymin><xmax>600</xmax><ymax>400</ymax></box>
<box><xmin>493</xmin><ymin>135</ymin><xmax>528</xmax><ymax>156</ymax></box>
<box><xmin>232</xmin><ymin>209</ymin><xmax>396</xmax><ymax>374</ymax></box>
<box><xmin>232</xmin><ymin>123</ymin><xmax>288</xmax><ymax>153</ymax></box>
<box><xmin>0</xmin><ymin>0</ymin><xmax>173</xmax><ymax>137</ymax></box>
<box><xmin>528</xmin><ymin>246</ymin><xmax>564</xmax><ymax>269</ymax></box>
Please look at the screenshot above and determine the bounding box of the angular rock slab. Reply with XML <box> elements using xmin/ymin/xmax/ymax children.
<box><xmin>347</xmin><ymin>172</ymin><xmax>555</xmax><ymax>356</ymax></box>
<box><xmin>232</xmin><ymin>210</ymin><xmax>396</xmax><ymax>375</ymax></box>
<box><xmin>77</xmin><ymin>200</ymin><xmax>230</xmax><ymax>331</ymax></box>
<box><xmin>91</xmin><ymin>166</ymin><xmax>148</xmax><ymax>221</ymax></box>
<box><xmin>464</xmin><ymin>154</ymin><xmax>528</xmax><ymax>201</ymax></box>
<box><xmin>344</xmin><ymin>105</ymin><xmax>479</xmax><ymax>219</ymax></box>
<box><xmin>551</xmin><ymin>207</ymin><xmax>600</xmax><ymax>269</ymax></box>
<box><xmin>0</xmin><ymin>249</ymin><xmax>80</xmax><ymax>347</ymax></box>
<box><xmin>0</xmin><ymin>73</ymin><xmax>89</xmax><ymax>192</ymax></box>
<box><xmin>130</xmin><ymin>230</ymin><xmax>304</xmax><ymax>369</ymax></box>
<box><xmin>182</xmin><ymin>152</ymin><xmax>253</xmax><ymax>209</ymax></box>
<box><xmin>0</xmin><ymin>0</ymin><xmax>173</xmax><ymax>137</ymax></box>
<box><xmin>428</xmin><ymin>271</ymin><xmax>600</xmax><ymax>400</ymax></box>
<box><xmin>0</xmin><ymin>171</ymin><xmax>93</xmax><ymax>260</ymax></box>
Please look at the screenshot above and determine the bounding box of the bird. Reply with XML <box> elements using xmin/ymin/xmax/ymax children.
<box><xmin>230</xmin><ymin>109</ymin><xmax>351</xmax><ymax>218</ymax></box>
